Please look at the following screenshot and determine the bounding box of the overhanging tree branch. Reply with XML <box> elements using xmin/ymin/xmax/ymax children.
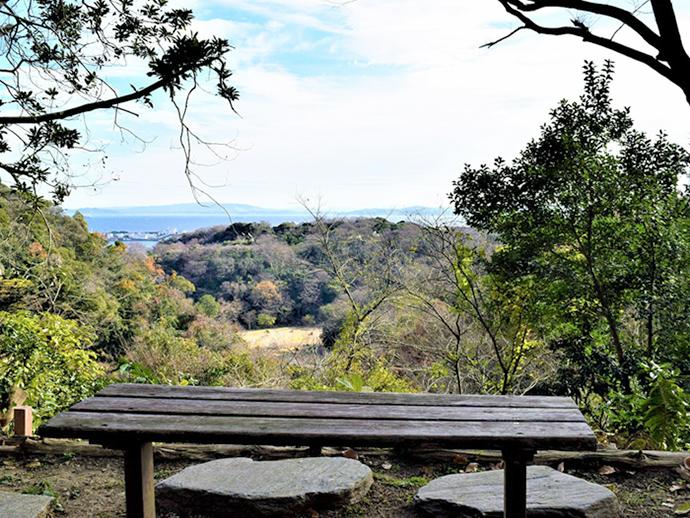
<box><xmin>0</xmin><ymin>1</ymin><xmax>240</xmax><ymax>203</ymax></box>
<box><xmin>0</xmin><ymin>78</ymin><xmax>166</xmax><ymax>125</ymax></box>
<box><xmin>489</xmin><ymin>0</ymin><xmax>690</xmax><ymax>105</ymax></box>
<box><xmin>502</xmin><ymin>0</ymin><xmax>662</xmax><ymax>47</ymax></box>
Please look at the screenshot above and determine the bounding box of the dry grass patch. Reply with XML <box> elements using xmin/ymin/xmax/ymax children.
<box><xmin>240</xmin><ymin>327</ymin><xmax>321</xmax><ymax>352</ymax></box>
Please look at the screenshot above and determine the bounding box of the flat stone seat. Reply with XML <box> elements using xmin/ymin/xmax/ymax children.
<box><xmin>0</xmin><ymin>490</ymin><xmax>53</xmax><ymax>518</ymax></box>
<box><xmin>156</xmin><ymin>456</ymin><xmax>373</xmax><ymax>517</ymax></box>
<box><xmin>415</xmin><ymin>465</ymin><xmax>621</xmax><ymax>518</ymax></box>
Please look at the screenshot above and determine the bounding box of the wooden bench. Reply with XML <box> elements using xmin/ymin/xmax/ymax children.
<box><xmin>38</xmin><ymin>383</ymin><xmax>596</xmax><ymax>518</ymax></box>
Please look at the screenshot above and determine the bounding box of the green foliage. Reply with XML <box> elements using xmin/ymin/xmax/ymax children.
<box><xmin>640</xmin><ymin>362</ymin><xmax>689</xmax><ymax>450</ymax></box>
<box><xmin>195</xmin><ymin>294</ymin><xmax>220</xmax><ymax>318</ymax></box>
<box><xmin>288</xmin><ymin>367</ymin><xmax>332</xmax><ymax>391</ymax></box>
<box><xmin>22</xmin><ymin>481</ymin><xmax>57</xmax><ymax>497</ymax></box>
<box><xmin>0</xmin><ymin>311</ymin><xmax>105</xmax><ymax>423</ymax></box>
<box><xmin>117</xmin><ymin>359</ymin><xmax>163</xmax><ymax>385</ymax></box>
<box><xmin>336</xmin><ymin>373</ymin><xmax>373</xmax><ymax>392</ymax></box>
<box><xmin>256</xmin><ymin>313</ymin><xmax>276</xmax><ymax>328</ymax></box>
<box><xmin>0</xmin><ymin>278</ymin><xmax>33</xmax><ymax>311</ymax></box>
<box><xmin>222</xmin><ymin>350</ymin><xmax>282</xmax><ymax>388</ymax></box>
<box><xmin>450</xmin><ymin>61</ymin><xmax>690</xmax><ymax>398</ymax></box>
<box><xmin>0</xmin><ymin>1</ymin><xmax>237</xmax><ymax>202</ymax></box>
<box><xmin>398</xmin><ymin>222</ymin><xmax>555</xmax><ymax>395</ymax></box>
<box><xmin>185</xmin><ymin>315</ymin><xmax>244</xmax><ymax>352</ymax></box>
<box><xmin>602</xmin><ymin>379</ymin><xmax>647</xmax><ymax>442</ymax></box>
<box><xmin>604</xmin><ymin>362</ymin><xmax>690</xmax><ymax>450</ymax></box>
<box><xmin>121</xmin><ymin>319</ymin><xmax>281</xmax><ymax>389</ymax></box>
<box><xmin>123</xmin><ymin>324</ymin><xmax>224</xmax><ymax>385</ymax></box>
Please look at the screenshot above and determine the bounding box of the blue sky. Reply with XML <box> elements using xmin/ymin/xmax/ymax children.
<box><xmin>64</xmin><ymin>0</ymin><xmax>690</xmax><ymax>211</ymax></box>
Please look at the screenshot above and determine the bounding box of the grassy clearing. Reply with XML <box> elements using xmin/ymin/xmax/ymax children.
<box><xmin>239</xmin><ymin>326</ymin><xmax>321</xmax><ymax>351</ymax></box>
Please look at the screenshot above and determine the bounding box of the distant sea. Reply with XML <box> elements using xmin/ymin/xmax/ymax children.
<box><xmin>82</xmin><ymin>214</ymin><xmax>313</xmax><ymax>235</ymax></box>
<box><xmin>74</xmin><ymin>204</ymin><xmax>452</xmax><ymax>247</ymax></box>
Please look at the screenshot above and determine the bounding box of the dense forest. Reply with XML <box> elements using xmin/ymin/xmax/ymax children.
<box><xmin>2</xmin><ymin>64</ymin><xmax>690</xmax><ymax>452</ymax></box>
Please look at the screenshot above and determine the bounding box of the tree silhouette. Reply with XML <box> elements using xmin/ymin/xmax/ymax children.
<box><xmin>0</xmin><ymin>0</ymin><xmax>239</xmax><ymax>202</ymax></box>
<box><xmin>488</xmin><ymin>1</ymin><xmax>690</xmax><ymax>105</ymax></box>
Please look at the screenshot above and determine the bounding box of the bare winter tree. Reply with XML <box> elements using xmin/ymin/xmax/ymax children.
<box><xmin>488</xmin><ymin>1</ymin><xmax>690</xmax><ymax>104</ymax></box>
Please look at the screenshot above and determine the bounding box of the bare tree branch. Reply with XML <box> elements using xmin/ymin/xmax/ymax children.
<box><xmin>489</xmin><ymin>0</ymin><xmax>690</xmax><ymax>104</ymax></box>
<box><xmin>0</xmin><ymin>79</ymin><xmax>166</xmax><ymax>125</ymax></box>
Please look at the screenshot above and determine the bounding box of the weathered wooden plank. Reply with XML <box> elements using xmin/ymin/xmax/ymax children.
<box><xmin>97</xmin><ymin>384</ymin><xmax>579</xmax><ymax>409</ymax></box>
<box><xmin>39</xmin><ymin>411</ymin><xmax>596</xmax><ymax>451</ymax></box>
<box><xmin>73</xmin><ymin>397</ymin><xmax>588</xmax><ymax>423</ymax></box>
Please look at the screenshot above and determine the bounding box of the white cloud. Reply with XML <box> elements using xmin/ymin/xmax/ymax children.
<box><xmin>64</xmin><ymin>0</ymin><xmax>690</xmax><ymax>211</ymax></box>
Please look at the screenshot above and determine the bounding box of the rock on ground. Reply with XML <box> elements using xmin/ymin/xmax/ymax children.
<box><xmin>156</xmin><ymin>456</ymin><xmax>373</xmax><ymax>517</ymax></box>
<box><xmin>415</xmin><ymin>465</ymin><xmax>621</xmax><ymax>518</ymax></box>
<box><xmin>0</xmin><ymin>490</ymin><xmax>53</xmax><ymax>518</ymax></box>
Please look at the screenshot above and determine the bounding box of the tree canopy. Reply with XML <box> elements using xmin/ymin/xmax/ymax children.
<box><xmin>489</xmin><ymin>1</ymin><xmax>690</xmax><ymax>105</ymax></box>
<box><xmin>0</xmin><ymin>0</ymin><xmax>238</xmax><ymax>202</ymax></box>
<box><xmin>450</xmin><ymin>61</ymin><xmax>690</xmax><ymax>396</ymax></box>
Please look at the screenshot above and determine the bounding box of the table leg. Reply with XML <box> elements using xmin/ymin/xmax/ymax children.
<box><xmin>308</xmin><ymin>445</ymin><xmax>322</xmax><ymax>457</ymax></box>
<box><xmin>501</xmin><ymin>449</ymin><xmax>534</xmax><ymax>518</ymax></box>
<box><xmin>124</xmin><ymin>442</ymin><xmax>156</xmax><ymax>518</ymax></box>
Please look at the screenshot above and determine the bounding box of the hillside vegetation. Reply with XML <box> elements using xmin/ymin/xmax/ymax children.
<box><xmin>3</xmin><ymin>64</ymin><xmax>690</xmax><ymax>451</ymax></box>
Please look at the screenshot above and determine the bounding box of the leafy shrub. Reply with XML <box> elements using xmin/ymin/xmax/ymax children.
<box><xmin>0</xmin><ymin>311</ymin><xmax>106</xmax><ymax>425</ymax></box>
<box><xmin>195</xmin><ymin>294</ymin><xmax>220</xmax><ymax>318</ymax></box>
<box><xmin>602</xmin><ymin>362</ymin><xmax>690</xmax><ymax>450</ymax></box>
<box><xmin>123</xmin><ymin>324</ymin><xmax>225</xmax><ymax>385</ymax></box>
<box><xmin>123</xmin><ymin>323</ymin><xmax>282</xmax><ymax>388</ymax></box>
<box><xmin>641</xmin><ymin>362</ymin><xmax>689</xmax><ymax>450</ymax></box>
<box><xmin>256</xmin><ymin>313</ymin><xmax>276</xmax><ymax>328</ymax></box>
<box><xmin>221</xmin><ymin>350</ymin><xmax>282</xmax><ymax>388</ymax></box>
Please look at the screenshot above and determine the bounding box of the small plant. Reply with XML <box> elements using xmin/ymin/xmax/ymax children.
<box><xmin>336</xmin><ymin>373</ymin><xmax>373</xmax><ymax>392</ymax></box>
<box><xmin>640</xmin><ymin>362</ymin><xmax>689</xmax><ymax>451</ymax></box>
<box><xmin>117</xmin><ymin>359</ymin><xmax>162</xmax><ymax>385</ymax></box>
<box><xmin>23</xmin><ymin>481</ymin><xmax>57</xmax><ymax>497</ymax></box>
<box><xmin>62</xmin><ymin>452</ymin><xmax>77</xmax><ymax>461</ymax></box>
<box><xmin>0</xmin><ymin>474</ymin><xmax>16</xmax><ymax>485</ymax></box>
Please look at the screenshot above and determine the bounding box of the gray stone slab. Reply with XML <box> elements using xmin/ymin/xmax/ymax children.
<box><xmin>0</xmin><ymin>490</ymin><xmax>53</xmax><ymax>518</ymax></box>
<box><xmin>156</xmin><ymin>456</ymin><xmax>373</xmax><ymax>517</ymax></box>
<box><xmin>415</xmin><ymin>465</ymin><xmax>621</xmax><ymax>518</ymax></box>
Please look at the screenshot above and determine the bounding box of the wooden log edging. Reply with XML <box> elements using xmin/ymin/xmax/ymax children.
<box><xmin>403</xmin><ymin>447</ymin><xmax>689</xmax><ymax>469</ymax></box>
<box><xmin>1</xmin><ymin>437</ymin><xmax>688</xmax><ymax>470</ymax></box>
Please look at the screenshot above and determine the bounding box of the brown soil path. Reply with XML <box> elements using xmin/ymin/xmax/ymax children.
<box><xmin>0</xmin><ymin>450</ymin><xmax>686</xmax><ymax>517</ymax></box>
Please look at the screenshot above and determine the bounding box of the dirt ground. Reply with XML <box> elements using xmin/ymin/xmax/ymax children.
<box><xmin>0</xmin><ymin>448</ymin><xmax>687</xmax><ymax>517</ymax></box>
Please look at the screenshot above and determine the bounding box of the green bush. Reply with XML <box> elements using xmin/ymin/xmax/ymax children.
<box><xmin>0</xmin><ymin>311</ymin><xmax>105</xmax><ymax>425</ymax></box>
<box><xmin>641</xmin><ymin>362</ymin><xmax>689</xmax><ymax>450</ymax></box>
<box><xmin>256</xmin><ymin>313</ymin><xmax>276</xmax><ymax>328</ymax></box>
<box><xmin>603</xmin><ymin>362</ymin><xmax>690</xmax><ymax>450</ymax></box>
<box><xmin>123</xmin><ymin>324</ymin><xmax>225</xmax><ymax>385</ymax></box>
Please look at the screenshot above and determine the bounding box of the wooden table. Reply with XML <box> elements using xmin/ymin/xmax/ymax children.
<box><xmin>39</xmin><ymin>384</ymin><xmax>596</xmax><ymax>518</ymax></box>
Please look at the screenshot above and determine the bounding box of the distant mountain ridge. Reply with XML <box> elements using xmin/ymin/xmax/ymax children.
<box><xmin>67</xmin><ymin>203</ymin><xmax>447</xmax><ymax>219</ymax></box>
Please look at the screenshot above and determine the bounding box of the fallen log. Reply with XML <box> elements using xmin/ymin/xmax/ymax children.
<box><xmin>401</xmin><ymin>447</ymin><xmax>689</xmax><ymax>469</ymax></box>
<box><xmin>1</xmin><ymin>437</ymin><xmax>687</xmax><ymax>470</ymax></box>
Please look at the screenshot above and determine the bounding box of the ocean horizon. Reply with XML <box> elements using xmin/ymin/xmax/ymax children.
<box><xmin>82</xmin><ymin>214</ymin><xmax>315</xmax><ymax>235</ymax></box>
